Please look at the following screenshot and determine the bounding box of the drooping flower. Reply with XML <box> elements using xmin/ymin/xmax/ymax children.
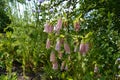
<box><xmin>79</xmin><ymin>43</ymin><xmax>89</xmax><ymax>56</ymax></box>
<box><xmin>46</xmin><ymin>38</ymin><xmax>50</xmax><ymax>49</ymax></box>
<box><xmin>74</xmin><ymin>21</ymin><xmax>80</xmax><ymax>31</ymax></box>
<box><xmin>55</xmin><ymin>39</ymin><xmax>61</xmax><ymax>51</ymax></box>
<box><xmin>50</xmin><ymin>51</ymin><xmax>56</xmax><ymax>63</ymax></box>
<box><xmin>64</xmin><ymin>42</ymin><xmax>70</xmax><ymax>54</ymax></box>
<box><xmin>43</xmin><ymin>23</ymin><xmax>53</xmax><ymax>33</ymax></box>
<box><xmin>52</xmin><ymin>61</ymin><xmax>58</xmax><ymax>70</ymax></box>
<box><xmin>43</xmin><ymin>23</ymin><xmax>49</xmax><ymax>33</ymax></box>
<box><xmin>79</xmin><ymin>43</ymin><xmax>86</xmax><ymax>55</ymax></box>
<box><xmin>54</xmin><ymin>18</ymin><xmax>62</xmax><ymax>33</ymax></box>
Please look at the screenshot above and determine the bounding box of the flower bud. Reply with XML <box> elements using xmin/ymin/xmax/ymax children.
<box><xmin>46</xmin><ymin>38</ymin><xmax>50</xmax><ymax>49</ymax></box>
<box><xmin>64</xmin><ymin>42</ymin><xmax>70</xmax><ymax>54</ymax></box>
<box><xmin>61</xmin><ymin>61</ymin><xmax>65</xmax><ymax>71</ymax></box>
<box><xmin>50</xmin><ymin>51</ymin><xmax>56</xmax><ymax>63</ymax></box>
<box><xmin>74</xmin><ymin>21</ymin><xmax>80</xmax><ymax>31</ymax></box>
<box><xmin>65</xmin><ymin>65</ymin><xmax>68</xmax><ymax>71</ymax></box>
<box><xmin>58</xmin><ymin>51</ymin><xmax>63</xmax><ymax>59</ymax></box>
<box><xmin>63</xmin><ymin>21</ymin><xmax>68</xmax><ymax>27</ymax></box>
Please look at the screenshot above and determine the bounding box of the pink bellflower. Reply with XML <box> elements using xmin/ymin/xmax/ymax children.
<box><xmin>55</xmin><ymin>39</ymin><xmax>61</xmax><ymax>51</ymax></box>
<box><xmin>64</xmin><ymin>42</ymin><xmax>70</xmax><ymax>54</ymax></box>
<box><xmin>46</xmin><ymin>38</ymin><xmax>50</xmax><ymax>49</ymax></box>
<box><xmin>50</xmin><ymin>51</ymin><xmax>56</xmax><ymax>63</ymax></box>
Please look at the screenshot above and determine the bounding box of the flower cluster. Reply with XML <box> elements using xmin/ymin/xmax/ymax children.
<box><xmin>44</xmin><ymin>18</ymin><xmax>90</xmax><ymax>70</ymax></box>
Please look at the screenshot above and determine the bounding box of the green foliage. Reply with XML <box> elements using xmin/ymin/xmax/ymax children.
<box><xmin>0</xmin><ymin>0</ymin><xmax>11</xmax><ymax>33</ymax></box>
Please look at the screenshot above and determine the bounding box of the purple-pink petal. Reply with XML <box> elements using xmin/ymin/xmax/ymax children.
<box><xmin>64</xmin><ymin>42</ymin><xmax>70</xmax><ymax>54</ymax></box>
<box><xmin>79</xmin><ymin>43</ymin><xmax>89</xmax><ymax>56</ymax></box>
<box><xmin>55</xmin><ymin>39</ymin><xmax>61</xmax><ymax>51</ymax></box>
<box><xmin>54</xmin><ymin>18</ymin><xmax>62</xmax><ymax>33</ymax></box>
<box><xmin>43</xmin><ymin>23</ymin><xmax>53</xmax><ymax>33</ymax></box>
<box><xmin>46</xmin><ymin>38</ymin><xmax>50</xmax><ymax>49</ymax></box>
<box><xmin>52</xmin><ymin>62</ymin><xmax>58</xmax><ymax>70</ymax></box>
<box><xmin>50</xmin><ymin>51</ymin><xmax>56</xmax><ymax>63</ymax></box>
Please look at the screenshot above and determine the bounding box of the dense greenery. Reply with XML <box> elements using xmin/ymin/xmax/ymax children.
<box><xmin>0</xmin><ymin>0</ymin><xmax>11</xmax><ymax>32</ymax></box>
<box><xmin>0</xmin><ymin>0</ymin><xmax>120</xmax><ymax>80</ymax></box>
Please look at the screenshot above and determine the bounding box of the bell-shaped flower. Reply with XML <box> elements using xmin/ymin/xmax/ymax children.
<box><xmin>79</xmin><ymin>43</ymin><xmax>89</xmax><ymax>56</ymax></box>
<box><xmin>74</xmin><ymin>21</ymin><xmax>80</xmax><ymax>31</ymax></box>
<box><xmin>46</xmin><ymin>38</ymin><xmax>50</xmax><ymax>49</ymax></box>
<box><xmin>43</xmin><ymin>23</ymin><xmax>49</xmax><ymax>33</ymax></box>
<box><xmin>54</xmin><ymin>18</ymin><xmax>62</xmax><ymax>33</ymax></box>
<box><xmin>64</xmin><ymin>42</ymin><xmax>70</xmax><ymax>54</ymax></box>
<box><xmin>48</xmin><ymin>25</ymin><xmax>53</xmax><ymax>33</ymax></box>
<box><xmin>43</xmin><ymin>23</ymin><xmax>53</xmax><ymax>33</ymax></box>
<box><xmin>55</xmin><ymin>39</ymin><xmax>61</xmax><ymax>51</ymax></box>
<box><xmin>50</xmin><ymin>51</ymin><xmax>56</xmax><ymax>63</ymax></box>
<box><xmin>52</xmin><ymin>61</ymin><xmax>58</xmax><ymax>70</ymax></box>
